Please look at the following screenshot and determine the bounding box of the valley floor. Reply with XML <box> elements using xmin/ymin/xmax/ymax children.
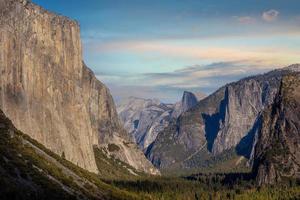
<box><xmin>104</xmin><ymin>176</ymin><xmax>300</xmax><ymax>200</ymax></box>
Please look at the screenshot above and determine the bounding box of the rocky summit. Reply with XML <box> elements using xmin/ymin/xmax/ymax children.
<box><xmin>171</xmin><ymin>91</ymin><xmax>205</xmax><ymax>118</ymax></box>
<box><xmin>0</xmin><ymin>0</ymin><xmax>158</xmax><ymax>175</ymax></box>
<box><xmin>117</xmin><ymin>91</ymin><xmax>205</xmax><ymax>151</ymax></box>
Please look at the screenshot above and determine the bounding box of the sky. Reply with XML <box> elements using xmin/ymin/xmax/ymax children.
<box><xmin>32</xmin><ymin>0</ymin><xmax>300</xmax><ymax>103</ymax></box>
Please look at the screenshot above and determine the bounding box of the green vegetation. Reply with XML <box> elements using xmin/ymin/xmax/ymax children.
<box><xmin>161</xmin><ymin>147</ymin><xmax>250</xmax><ymax>176</ymax></box>
<box><xmin>0</xmin><ymin>110</ymin><xmax>299</xmax><ymax>200</ymax></box>
<box><xmin>0</xmin><ymin>111</ymin><xmax>141</xmax><ymax>200</ymax></box>
<box><xmin>105</xmin><ymin>175</ymin><xmax>300</xmax><ymax>200</ymax></box>
<box><xmin>20</xmin><ymin>132</ymin><xmax>144</xmax><ymax>200</ymax></box>
<box><xmin>93</xmin><ymin>146</ymin><xmax>145</xmax><ymax>180</ymax></box>
<box><xmin>0</xmin><ymin>115</ymin><xmax>76</xmax><ymax>199</ymax></box>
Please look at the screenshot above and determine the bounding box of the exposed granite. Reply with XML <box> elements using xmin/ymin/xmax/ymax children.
<box><xmin>171</xmin><ymin>91</ymin><xmax>205</xmax><ymax>118</ymax></box>
<box><xmin>146</xmin><ymin>65</ymin><xmax>300</xmax><ymax>170</ymax></box>
<box><xmin>252</xmin><ymin>73</ymin><xmax>300</xmax><ymax>185</ymax></box>
<box><xmin>118</xmin><ymin>91</ymin><xmax>205</xmax><ymax>151</ymax></box>
<box><xmin>118</xmin><ymin>97</ymin><xmax>173</xmax><ymax>150</ymax></box>
<box><xmin>0</xmin><ymin>0</ymin><xmax>158</xmax><ymax>175</ymax></box>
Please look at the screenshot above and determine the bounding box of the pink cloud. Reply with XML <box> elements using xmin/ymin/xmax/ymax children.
<box><xmin>238</xmin><ymin>16</ymin><xmax>256</xmax><ymax>24</ymax></box>
<box><xmin>90</xmin><ymin>40</ymin><xmax>300</xmax><ymax>66</ymax></box>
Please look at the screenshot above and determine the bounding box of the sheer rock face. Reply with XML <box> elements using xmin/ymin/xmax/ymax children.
<box><xmin>211</xmin><ymin>79</ymin><xmax>266</xmax><ymax>155</ymax></box>
<box><xmin>253</xmin><ymin>74</ymin><xmax>300</xmax><ymax>185</ymax></box>
<box><xmin>0</xmin><ymin>0</ymin><xmax>158</xmax><ymax>175</ymax></box>
<box><xmin>171</xmin><ymin>91</ymin><xmax>204</xmax><ymax>118</ymax></box>
<box><xmin>147</xmin><ymin>65</ymin><xmax>299</xmax><ymax>169</ymax></box>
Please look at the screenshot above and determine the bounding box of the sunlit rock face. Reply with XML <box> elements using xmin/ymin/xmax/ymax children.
<box><xmin>171</xmin><ymin>91</ymin><xmax>205</xmax><ymax>119</ymax></box>
<box><xmin>0</xmin><ymin>0</ymin><xmax>159</xmax><ymax>175</ymax></box>
<box><xmin>146</xmin><ymin>65</ymin><xmax>300</xmax><ymax>170</ymax></box>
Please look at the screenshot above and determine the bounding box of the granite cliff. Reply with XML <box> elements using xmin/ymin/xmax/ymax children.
<box><xmin>171</xmin><ymin>91</ymin><xmax>205</xmax><ymax>118</ymax></box>
<box><xmin>0</xmin><ymin>0</ymin><xmax>158</xmax><ymax>175</ymax></box>
<box><xmin>252</xmin><ymin>73</ymin><xmax>300</xmax><ymax>185</ymax></box>
<box><xmin>146</xmin><ymin>65</ymin><xmax>300</xmax><ymax>173</ymax></box>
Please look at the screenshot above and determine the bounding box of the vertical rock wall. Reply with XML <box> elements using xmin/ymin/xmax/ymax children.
<box><xmin>0</xmin><ymin>0</ymin><xmax>158</xmax><ymax>174</ymax></box>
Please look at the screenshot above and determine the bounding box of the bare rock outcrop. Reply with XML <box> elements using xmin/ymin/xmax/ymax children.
<box><xmin>171</xmin><ymin>91</ymin><xmax>205</xmax><ymax>118</ymax></box>
<box><xmin>0</xmin><ymin>0</ymin><xmax>158</xmax><ymax>175</ymax></box>
<box><xmin>253</xmin><ymin>73</ymin><xmax>300</xmax><ymax>185</ymax></box>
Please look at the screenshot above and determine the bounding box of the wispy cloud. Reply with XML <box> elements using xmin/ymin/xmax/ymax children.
<box><xmin>97</xmin><ymin>60</ymin><xmax>289</xmax><ymax>103</ymax></box>
<box><xmin>262</xmin><ymin>9</ymin><xmax>280</xmax><ymax>22</ymax></box>
<box><xmin>237</xmin><ymin>16</ymin><xmax>256</xmax><ymax>24</ymax></box>
<box><xmin>140</xmin><ymin>60</ymin><xmax>278</xmax><ymax>88</ymax></box>
<box><xmin>89</xmin><ymin>40</ymin><xmax>300</xmax><ymax>67</ymax></box>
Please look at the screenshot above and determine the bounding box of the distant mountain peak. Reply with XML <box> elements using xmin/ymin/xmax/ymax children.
<box><xmin>171</xmin><ymin>91</ymin><xmax>205</xmax><ymax>118</ymax></box>
<box><xmin>182</xmin><ymin>91</ymin><xmax>206</xmax><ymax>101</ymax></box>
<box><xmin>181</xmin><ymin>91</ymin><xmax>198</xmax><ymax>109</ymax></box>
<box><xmin>118</xmin><ymin>90</ymin><xmax>205</xmax><ymax>150</ymax></box>
<box><xmin>182</xmin><ymin>91</ymin><xmax>198</xmax><ymax>105</ymax></box>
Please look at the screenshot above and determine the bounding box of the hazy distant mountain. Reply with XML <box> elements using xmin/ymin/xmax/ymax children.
<box><xmin>117</xmin><ymin>97</ymin><xmax>172</xmax><ymax>150</ymax></box>
<box><xmin>146</xmin><ymin>64</ymin><xmax>300</xmax><ymax>181</ymax></box>
<box><xmin>171</xmin><ymin>91</ymin><xmax>206</xmax><ymax>118</ymax></box>
<box><xmin>118</xmin><ymin>91</ymin><xmax>206</xmax><ymax>150</ymax></box>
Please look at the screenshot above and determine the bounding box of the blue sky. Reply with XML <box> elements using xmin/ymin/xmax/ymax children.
<box><xmin>32</xmin><ymin>0</ymin><xmax>300</xmax><ymax>103</ymax></box>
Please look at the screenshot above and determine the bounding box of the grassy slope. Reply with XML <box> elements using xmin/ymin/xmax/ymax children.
<box><xmin>93</xmin><ymin>146</ymin><xmax>146</xmax><ymax>180</ymax></box>
<box><xmin>0</xmin><ymin>110</ymin><xmax>142</xmax><ymax>200</ymax></box>
<box><xmin>160</xmin><ymin>147</ymin><xmax>250</xmax><ymax>176</ymax></box>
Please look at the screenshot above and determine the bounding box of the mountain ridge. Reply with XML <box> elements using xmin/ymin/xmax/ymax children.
<box><xmin>146</xmin><ymin>64</ymin><xmax>300</xmax><ymax>176</ymax></box>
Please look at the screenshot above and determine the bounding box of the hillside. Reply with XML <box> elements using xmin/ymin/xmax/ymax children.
<box><xmin>0</xmin><ymin>109</ymin><xmax>143</xmax><ymax>200</ymax></box>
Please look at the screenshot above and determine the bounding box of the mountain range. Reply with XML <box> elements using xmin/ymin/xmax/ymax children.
<box><xmin>117</xmin><ymin>91</ymin><xmax>205</xmax><ymax>150</ymax></box>
<box><xmin>0</xmin><ymin>0</ymin><xmax>299</xmax><ymax>199</ymax></box>
<box><xmin>119</xmin><ymin>65</ymin><xmax>300</xmax><ymax>184</ymax></box>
